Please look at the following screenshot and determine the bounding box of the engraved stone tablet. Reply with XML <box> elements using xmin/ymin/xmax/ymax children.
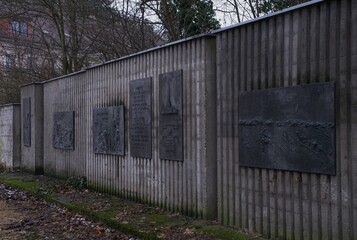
<box><xmin>238</xmin><ymin>82</ymin><xmax>336</xmax><ymax>175</ymax></box>
<box><xmin>93</xmin><ymin>106</ymin><xmax>124</xmax><ymax>155</ymax></box>
<box><xmin>53</xmin><ymin>111</ymin><xmax>74</xmax><ymax>150</ymax></box>
<box><xmin>159</xmin><ymin>70</ymin><xmax>183</xmax><ymax>161</ymax></box>
<box><xmin>130</xmin><ymin>78</ymin><xmax>152</xmax><ymax>158</ymax></box>
<box><xmin>23</xmin><ymin>98</ymin><xmax>31</xmax><ymax>146</ymax></box>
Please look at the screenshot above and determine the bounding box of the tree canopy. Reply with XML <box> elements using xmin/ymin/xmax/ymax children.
<box><xmin>215</xmin><ymin>0</ymin><xmax>309</xmax><ymax>25</ymax></box>
<box><xmin>259</xmin><ymin>0</ymin><xmax>309</xmax><ymax>15</ymax></box>
<box><xmin>141</xmin><ymin>0</ymin><xmax>220</xmax><ymax>41</ymax></box>
<box><xmin>0</xmin><ymin>0</ymin><xmax>310</xmax><ymax>104</ymax></box>
<box><xmin>0</xmin><ymin>0</ymin><xmax>162</xmax><ymax>104</ymax></box>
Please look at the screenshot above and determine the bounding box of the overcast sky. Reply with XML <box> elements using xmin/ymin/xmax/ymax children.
<box><xmin>213</xmin><ymin>0</ymin><xmax>236</xmax><ymax>27</ymax></box>
<box><xmin>112</xmin><ymin>0</ymin><xmax>238</xmax><ymax>28</ymax></box>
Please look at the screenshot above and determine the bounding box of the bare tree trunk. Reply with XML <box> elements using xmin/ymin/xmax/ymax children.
<box><xmin>248</xmin><ymin>0</ymin><xmax>257</xmax><ymax>18</ymax></box>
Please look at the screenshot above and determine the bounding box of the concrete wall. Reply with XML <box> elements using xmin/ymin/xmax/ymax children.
<box><xmin>215</xmin><ymin>0</ymin><xmax>357</xmax><ymax>239</ymax></box>
<box><xmin>21</xmin><ymin>83</ymin><xmax>43</xmax><ymax>174</ymax></box>
<box><xmin>39</xmin><ymin>35</ymin><xmax>217</xmax><ymax>219</ymax></box>
<box><xmin>18</xmin><ymin>0</ymin><xmax>357</xmax><ymax>237</ymax></box>
<box><xmin>0</xmin><ymin>104</ymin><xmax>20</xmax><ymax>170</ymax></box>
<box><xmin>42</xmin><ymin>71</ymin><xmax>87</xmax><ymax>178</ymax></box>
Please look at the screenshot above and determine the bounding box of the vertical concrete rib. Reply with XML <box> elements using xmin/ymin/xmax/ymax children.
<box><xmin>351</xmin><ymin>1</ymin><xmax>357</xmax><ymax>240</ymax></box>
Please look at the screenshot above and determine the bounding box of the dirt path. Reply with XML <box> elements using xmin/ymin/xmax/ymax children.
<box><xmin>0</xmin><ymin>184</ymin><xmax>131</xmax><ymax>239</ymax></box>
<box><xmin>0</xmin><ymin>200</ymin><xmax>23</xmax><ymax>224</ymax></box>
<box><xmin>0</xmin><ymin>200</ymin><xmax>24</xmax><ymax>240</ymax></box>
<box><xmin>0</xmin><ymin>172</ymin><xmax>265</xmax><ymax>240</ymax></box>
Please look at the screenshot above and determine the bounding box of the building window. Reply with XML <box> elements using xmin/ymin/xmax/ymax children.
<box><xmin>4</xmin><ymin>55</ymin><xmax>15</xmax><ymax>68</ymax></box>
<box><xmin>10</xmin><ymin>21</ymin><xmax>28</xmax><ymax>36</ymax></box>
<box><xmin>20</xmin><ymin>22</ymin><xmax>28</xmax><ymax>36</ymax></box>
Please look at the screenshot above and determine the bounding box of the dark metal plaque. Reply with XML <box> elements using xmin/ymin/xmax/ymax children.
<box><xmin>53</xmin><ymin>111</ymin><xmax>74</xmax><ymax>150</ymax></box>
<box><xmin>130</xmin><ymin>78</ymin><xmax>152</xmax><ymax>158</ymax></box>
<box><xmin>23</xmin><ymin>98</ymin><xmax>31</xmax><ymax>146</ymax></box>
<box><xmin>238</xmin><ymin>82</ymin><xmax>336</xmax><ymax>175</ymax></box>
<box><xmin>93</xmin><ymin>106</ymin><xmax>124</xmax><ymax>155</ymax></box>
<box><xmin>159</xmin><ymin>70</ymin><xmax>183</xmax><ymax>161</ymax></box>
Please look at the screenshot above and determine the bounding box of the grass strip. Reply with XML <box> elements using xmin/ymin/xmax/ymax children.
<box><xmin>0</xmin><ymin>174</ymin><xmax>262</xmax><ymax>240</ymax></box>
<box><xmin>0</xmin><ymin>177</ymin><xmax>158</xmax><ymax>240</ymax></box>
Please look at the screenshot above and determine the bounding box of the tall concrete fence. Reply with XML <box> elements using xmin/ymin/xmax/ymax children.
<box><xmin>0</xmin><ymin>104</ymin><xmax>20</xmax><ymax>170</ymax></box>
<box><xmin>42</xmin><ymin>71</ymin><xmax>87</xmax><ymax>179</ymax></box>
<box><xmin>19</xmin><ymin>0</ymin><xmax>357</xmax><ymax>238</ymax></box>
<box><xmin>215</xmin><ymin>0</ymin><xmax>357</xmax><ymax>239</ymax></box>
<box><xmin>21</xmin><ymin>83</ymin><xmax>43</xmax><ymax>174</ymax></box>
<box><xmin>22</xmin><ymin>35</ymin><xmax>217</xmax><ymax>219</ymax></box>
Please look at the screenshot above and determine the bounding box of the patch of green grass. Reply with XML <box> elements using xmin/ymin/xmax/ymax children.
<box><xmin>65</xmin><ymin>176</ymin><xmax>87</xmax><ymax>190</ymax></box>
<box><xmin>96</xmin><ymin>209</ymin><xmax>118</xmax><ymax>220</ymax></box>
<box><xmin>197</xmin><ymin>225</ymin><xmax>252</xmax><ymax>240</ymax></box>
<box><xmin>146</xmin><ymin>214</ymin><xmax>173</xmax><ymax>224</ymax></box>
<box><xmin>43</xmin><ymin>197</ymin><xmax>157</xmax><ymax>240</ymax></box>
<box><xmin>145</xmin><ymin>213</ymin><xmax>187</xmax><ymax>228</ymax></box>
<box><xmin>0</xmin><ymin>178</ymin><xmax>39</xmax><ymax>194</ymax></box>
<box><xmin>0</xmin><ymin>173</ymin><xmax>262</xmax><ymax>240</ymax></box>
<box><xmin>68</xmin><ymin>201</ymin><xmax>91</xmax><ymax>209</ymax></box>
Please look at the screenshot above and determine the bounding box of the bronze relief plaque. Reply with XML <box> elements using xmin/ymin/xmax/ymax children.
<box><xmin>93</xmin><ymin>106</ymin><xmax>124</xmax><ymax>155</ymax></box>
<box><xmin>159</xmin><ymin>70</ymin><xmax>183</xmax><ymax>161</ymax></box>
<box><xmin>53</xmin><ymin>111</ymin><xmax>74</xmax><ymax>150</ymax></box>
<box><xmin>238</xmin><ymin>82</ymin><xmax>336</xmax><ymax>175</ymax></box>
<box><xmin>23</xmin><ymin>98</ymin><xmax>31</xmax><ymax>146</ymax></box>
<box><xmin>130</xmin><ymin>77</ymin><xmax>152</xmax><ymax>158</ymax></box>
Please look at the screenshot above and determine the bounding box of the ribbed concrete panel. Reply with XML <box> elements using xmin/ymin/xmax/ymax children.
<box><xmin>20</xmin><ymin>84</ymin><xmax>43</xmax><ymax>174</ymax></box>
<box><xmin>42</xmin><ymin>72</ymin><xmax>87</xmax><ymax>178</ymax></box>
<box><xmin>35</xmin><ymin>35</ymin><xmax>216</xmax><ymax>219</ymax></box>
<box><xmin>216</xmin><ymin>0</ymin><xmax>357</xmax><ymax>239</ymax></box>
<box><xmin>85</xmin><ymin>36</ymin><xmax>216</xmax><ymax>219</ymax></box>
<box><xmin>0</xmin><ymin>104</ymin><xmax>20</xmax><ymax>170</ymax></box>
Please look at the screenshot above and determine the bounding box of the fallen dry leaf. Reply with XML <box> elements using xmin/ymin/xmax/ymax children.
<box><xmin>183</xmin><ymin>228</ymin><xmax>195</xmax><ymax>236</ymax></box>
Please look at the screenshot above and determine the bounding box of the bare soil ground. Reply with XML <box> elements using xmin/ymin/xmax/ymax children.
<box><xmin>0</xmin><ymin>200</ymin><xmax>24</xmax><ymax>240</ymax></box>
<box><xmin>0</xmin><ymin>172</ymin><xmax>263</xmax><ymax>240</ymax></box>
<box><xmin>0</xmin><ymin>183</ymin><xmax>130</xmax><ymax>239</ymax></box>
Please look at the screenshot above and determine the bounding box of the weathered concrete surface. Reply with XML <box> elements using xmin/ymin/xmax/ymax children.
<box><xmin>0</xmin><ymin>104</ymin><xmax>20</xmax><ymax>170</ymax></box>
<box><xmin>36</xmin><ymin>35</ymin><xmax>217</xmax><ymax>220</ymax></box>
<box><xmin>42</xmin><ymin>71</ymin><xmax>87</xmax><ymax>178</ymax></box>
<box><xmin>215</xmin><ymin>0</ymin><xmax>357</xmax><ymax>239</ymax></box>
<box><xmin>20</xmin><ymin>84</ymin><xmax>43</xmax><ymax>174</ymax></box>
